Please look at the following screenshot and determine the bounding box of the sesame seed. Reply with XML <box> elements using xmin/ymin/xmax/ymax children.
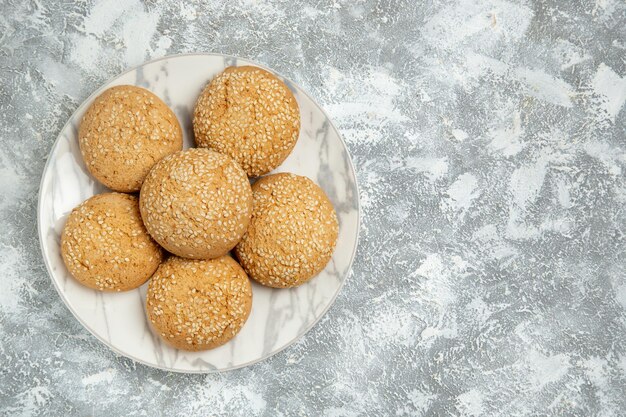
<box><xmin>145</xmin><ymin>256</ymin><xmax>252</xmax><ymax>350</ymax></box>
<box><xmin>78</xmin><ymin>85</ymin><xmax>183</xmax><ymax>192</ymax></box>
<box><xmin>60</xmin><ymin>193</ymin><xmax>163</xmax><ymax>292</ymax></box>
<box><xmin>192</xmin><ymin>66</ymin><xmax>301</xmax><ymax>177</ymax></box>
<box><xmin>234</xmin><ymin>173</ymin><xmax>338</xmax><ymax>288</ymax></box>
<box><xmin>140</xmin><ymin>148</ymin><xmax>252</xmax><ymax>259</ymax></box>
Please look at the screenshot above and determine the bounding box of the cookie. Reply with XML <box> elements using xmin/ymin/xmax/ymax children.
<box><xmin>146</xmin><ymin>256</ymin><xmax>253</xmax><ymax>351</ymax></box>
<box><xmin>61</xmin><ymin>193</ymin><xmax>163</xmax><ymax>292</ymax></box>
<box><xmin>234</xmin><ymin>173</ymin><xmax>338</xmax><ymax>288</ymax></box>
<box><xmin>140</xmin><ymin>148</ymin><xmax>253</xmax><ymax>259</ymax></box>
<box><xmin>79</xmin><ymin>85</ymin><xmax>183</xmax><ymax>192</ymax></box>
<box><xmin>193</xmin><ymin>66</ymin><xmax>300</xmax><ymax>177</ymax></box>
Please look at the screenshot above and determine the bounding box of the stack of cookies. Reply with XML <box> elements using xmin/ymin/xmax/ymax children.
<box><xmin>61</xmin><ymin>66</ymin><xmax>338</xmax><ymax>351</ymax></box>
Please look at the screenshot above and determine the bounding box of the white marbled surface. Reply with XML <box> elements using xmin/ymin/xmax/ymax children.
<box><xmin>2</xmin><ymin>0</ymin><xmax>626</xmax><ymax>415</ymax></box>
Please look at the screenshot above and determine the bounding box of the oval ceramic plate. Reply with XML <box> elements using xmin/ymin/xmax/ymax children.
<box><xmin>38</xmin><ymin>53</ymin><xmax>360</xmax><ymax>373</ymax></box>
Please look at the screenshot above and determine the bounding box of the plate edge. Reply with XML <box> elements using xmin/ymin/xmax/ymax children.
<box><xmin>36</xmin><ymin>52</ymin><xmax>362</xmax><ymax>374</ymax></box>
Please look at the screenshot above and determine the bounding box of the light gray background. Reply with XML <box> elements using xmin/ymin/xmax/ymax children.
<box><xmin>1</xmin><ymin>0</ymin><xmax>625</xmax><ymax>416</ymax></box>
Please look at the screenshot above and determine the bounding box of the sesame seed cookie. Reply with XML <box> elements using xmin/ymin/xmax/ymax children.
<box><xmin>79</xmin><ymin>85</ymin><xmax>183</xmax><ymax>192</ymax></box>
<box><xmin>146</xmin><ymin>255</ymin><xmax>253</xmax><ymax>351</ymax></box>
<box><xmin>193</xmin><ymin>66</ymin><xmax>300</xmax><ymax>177</ymax></box>
<box><xmin>61</xmin><ymin>193</ymin><xmax>163</xmax><ymax>292</ymax></box>
<box><xmin>140</xmin><ymin>148</ymin><xmax>253</xmax><ymax>259</ymax></box>
<box><xmin>234</xmin><ymin>173</ymin><xmax>339</xmax><ymax>288</ymax></box>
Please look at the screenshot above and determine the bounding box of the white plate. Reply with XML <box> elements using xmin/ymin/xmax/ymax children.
<box><xmin>37</xmin><ymin>53</ymin><xmax>360</xmax><ymax>373</ymax></box>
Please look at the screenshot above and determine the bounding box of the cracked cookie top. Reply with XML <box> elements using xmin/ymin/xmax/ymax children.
<box><xmin>79</xmin><ymin>85</ymin><xmax>183</xmax><ymax>192</ymax></box>
<box><xmin>193</xmin><ymin>66</ymin><xmax>300</xmax><ymax>177</ymax></box>
<box><xmin>139</xmin><ymin>148</ymin><xmax>253</xmax><ymax>259</ymax></box>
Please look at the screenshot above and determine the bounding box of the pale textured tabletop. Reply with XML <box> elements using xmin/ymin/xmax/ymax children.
<box><xmin>1</xmin><ymin>1</ymin><xmax>625</xmax><ymax>416</ymax></box>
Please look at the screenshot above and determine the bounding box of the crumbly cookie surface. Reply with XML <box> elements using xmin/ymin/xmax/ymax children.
<box><xmin>193</xmin><ymin>66</ymin><xmax>300</xmax><ymax>177</ymax></box>
<box><xmin>79</xmin><ymin>85</ymin><xmax>183</xmax><ymax>192</ymax></box>
<box><xmin>235</xmin><ymin>173</ymin><xmax>338</xmax><ymax>288</ymax></box>
<box><xmin>140</xmin><ymin>148</ymin><xmax>253</xmax><ymax>259</ymax></box>
<box><xmin>146</xmin><ymin>256</ymin><xmax>253</xmax><ymax>350</ymax></box>
<box><xmin>61</xmin><ymin>193</ymin><xmax>163</xmax><ymax>292</ymax></box>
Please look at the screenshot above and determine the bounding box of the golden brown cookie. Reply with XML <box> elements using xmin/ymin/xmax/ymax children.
<box><xmin>79</xmin><ymin>85</ymin><xmax>183</xmax><ymax>192</ymax></box>
<box><xmin>193</xmin><ymin>66</ymin><xmax>300</xmax><ymax>177</ymax></box>
<box><xmin>234</xmin><ymin>173</ymin><xmax>338</xmax><ymax>288</ymax></box>
<box><xmin>61</xmin><ymin>193</ymin><xmax>163</xmax><ymax>292</ymax></box>
<box><xmin>146</xmin><ymin>256</ymin><xmax>253</xmax><ymax>351</ymax></box>
<box><xmin>140</xmin><ymin>148</ymin><xmax>253</xmax><ymax>259</ymax></box>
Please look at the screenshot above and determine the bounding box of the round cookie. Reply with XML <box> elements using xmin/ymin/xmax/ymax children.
<box><xmin>234</xmin><ymin>173</ymin><xmax>339</xmax><ymax>288</ymax></box>
<box><xmin>193</xmin><ymin>66</ymin><xmax>300</xmax><ymax>177</ymax></box>
<box><xmin>61</xmin><ymin>193</ymin><xmax>163</xmax><ymax>292</ymax></box>
<box><xmin>140</xmin><ymin>148</ymin><xmax>253</xmax><ymax>259</ymax></box>
<box><xmin>146</xmin><ymin>256</ymin><xmax>253</xmax><ymax>351</ymax></box>
<box><xmin>79</xmin><ymin>85</ymin><xmax>183</xmax><ymax>192</ymax></box>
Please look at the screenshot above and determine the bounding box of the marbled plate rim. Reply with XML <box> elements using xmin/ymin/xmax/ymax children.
<box><xmin>36</xmin><ymin>52</ymin><xmax>361</xmax><ymax>374</ymax></box>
